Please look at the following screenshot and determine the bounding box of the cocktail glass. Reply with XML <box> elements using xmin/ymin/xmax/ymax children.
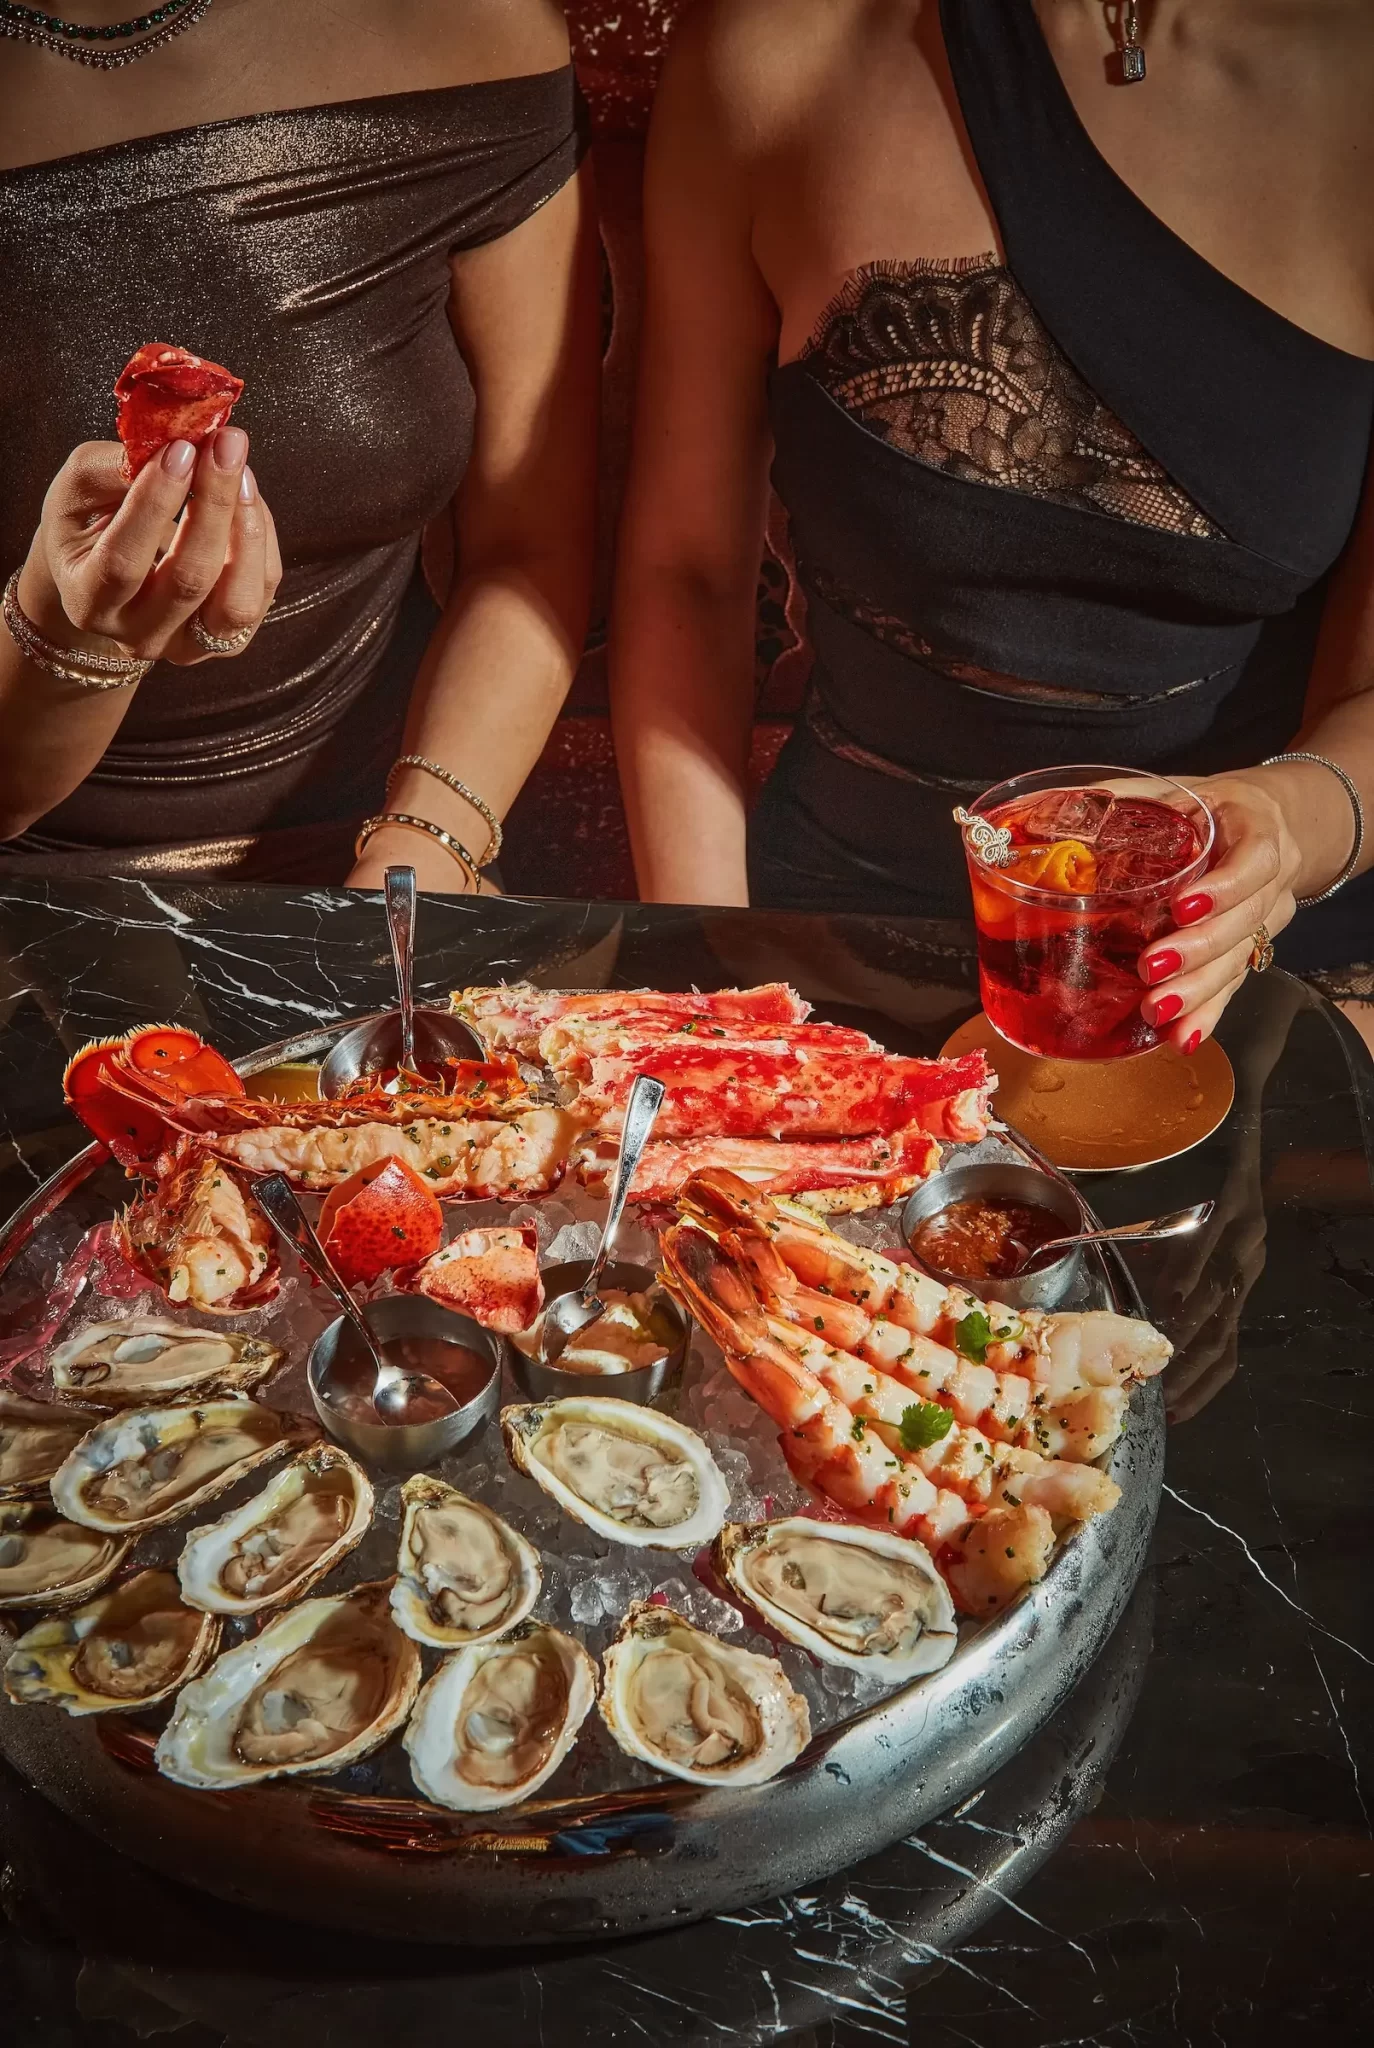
<box><xmin>958</xmin><ymin>765</ymin><xmax>1215</xmax><ymax>1060</ymax></box>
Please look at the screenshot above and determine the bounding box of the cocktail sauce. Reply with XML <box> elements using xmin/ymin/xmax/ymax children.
<box><xmin>911</xmin><ymin>1197</ymin><xmax>1066</xmax><ymax>1282</ymax></box>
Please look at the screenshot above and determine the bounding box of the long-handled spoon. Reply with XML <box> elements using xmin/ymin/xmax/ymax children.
<box><xmin>252</xmin><ymin>1173</ymin><xmax>459</xmax><ymax>1421</ymax></box>
<box><xmin>386</xmin><ymin>864</ymin><xmax>417</xmax><ymax>1080</ymax></box>
<box><xmin>539</xmin><ymin>1073</ymin><xmax>666</xmax><ymax>1365</ymax></box>
<box><xmin>1018</xmin><ymin>1200</ymin><xmax>1213</xmax><ymax>1271</ymax></box>
<box><xmin>318</xmin><ymin>865</ymin><xmax>483</xmax><ymax>1099</ymax></box>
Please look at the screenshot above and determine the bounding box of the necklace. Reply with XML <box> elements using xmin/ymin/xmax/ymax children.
<box><xmin>1107</xmin><ymin>0</ymin><xmax>1147</xmax><ymax>83</ymax></box>
<box><xmin>0</xmin><ymin>0</ymin><xmax>213</xmax><ymax>67</ymax></box>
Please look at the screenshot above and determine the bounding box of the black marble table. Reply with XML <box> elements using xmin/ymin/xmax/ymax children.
<box><xmin>1</xmin><ymin>878</ymin><xmax>1371</xmax><ymax>2048</ymax></box>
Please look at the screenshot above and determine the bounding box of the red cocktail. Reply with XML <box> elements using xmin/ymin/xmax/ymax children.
<box><xmin>959</xmin><ymin>767</ymin><xmax>1214</xmax><ymax>1060</ymax></box>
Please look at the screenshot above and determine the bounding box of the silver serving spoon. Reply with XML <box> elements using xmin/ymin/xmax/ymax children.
<box><xmin>318</xmin><ymin>866</ymin><xmax>483</xmax><ymax>1100</ymax></box>
<box><xmin>252</xmin><ymin>1173</ymin><xmax>460</xmax><ymax>1422</ymax></box>
<box><xmin>1018</xmin><ymin>1200</ymin><xmax>1213</xmax><ymax>1271</ymax></box>
<box><xmin>540</xmin><ymin>1073</ymin><xmax>666</xmax><ymax>1365</ymax></box>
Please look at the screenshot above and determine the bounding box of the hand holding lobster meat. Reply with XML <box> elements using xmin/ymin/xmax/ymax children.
<box><xmin>15</xmin><ymin>345</ymin><xmax>279</xmax><ymax>670</ymax></box>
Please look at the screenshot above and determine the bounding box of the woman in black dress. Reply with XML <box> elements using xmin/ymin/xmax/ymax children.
<box><xmin>0</xmin><ymin>0</ymin><xmax>598</xmax><ymax>890</ymax></box>
<box><xmin>611</xmin><ymin>0</ymin><xmax>1374</xmax><ymax>1054</ymax></box>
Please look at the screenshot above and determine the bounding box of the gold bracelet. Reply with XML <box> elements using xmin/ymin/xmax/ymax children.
<box><xmin>355</xmin><ymin>812</ymin><xmax>480</xmax><ymax>890</ymax></box>
<box><xmin>3</xmin><ymin>570</ymin><xmax>150</xmax><ymax>690</ymax></box>
<box><xmin>386</xmin><ymin>753</ymin><xmax>502</xmax><ymax>865</ymax></box>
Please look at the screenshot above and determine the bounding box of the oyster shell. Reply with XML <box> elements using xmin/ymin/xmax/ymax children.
<box><xmin>51</xmin><ymin>1399</ymin><xmax>315</xmax><ymax>1536</ymax></box>
<box><xmin>156</xmin><ymin>1579</ymin><xmax>421</xmax><ymax>1788</ymax></box>
<box><xmin>403</xmin><ymin>1621</ymin><xmax>596</xmax><ymax>1811</ymax></box>
<box><xmin>0</xmin><ymin>1394</ymin><xmax>104</xmax><ymax>1501</ymax></box>
<box><xmin>390</xmin><ymin>1475</ymin><xmax>541</xmax><ymax>1649</ymax></box>
<box><xmin>177</xmin><ymin>1446</ymin><xmax>373</xmax><ymax>1615</ymax></box>
<box><xmin>49</xmin><ymin>1317</ymin><xmax>281</xmax><ymax>1409</ymax></box>
<box><xmin>715</xmin><ymin>1519</ymin><xmax>957</xmax><ymax>1679</ymax></box>
<box><xmin>600</xmin><ymin>1601</ymin><xmax>810</xmax><ymax>1787</ymax></box>
<box><xmin>3</xmin><ymin>1568</ymin><xmax>219</xmax><ymax>1715</ymax></box>
<box><xmin>0</xmin><ymin>1502</ymin><xmax>132</xmax><ymax>1611</ymax></box>
<box><xmin>501</xmin><ymin>1397</ymin><xmax>729</xmax><ymax>1552</ymax></box>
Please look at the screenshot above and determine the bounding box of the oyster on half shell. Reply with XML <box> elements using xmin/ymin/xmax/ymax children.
<box><xmin>177</xmin><ymin>1445</ymin><xmax>373</xmax><ymax>1615</ymax></box>
<box><xmin>0</xmin><ymin>1394</ymin><xmax>104</xmax><ymax>1501</ymax></box>
<box><xmin>3</xmin><ymin>1568</ymin><xmax>220</xmax><ymax>1715</ymax></box>
<box><xmin>600</xmin><ymin>1601</ymin><xmax>810</xmax><ymax>1788</ymax></box>
<box><xmin>501</xmin><ymin>1397</ymin><xmax>729</xmax><ymax>1552</ymax></box>
<box><xmin>0</xmin><ymin>1502</ymin><xmax>132</xmax><ymax>1611</ymax></box>
<box><xmin>156</xmin><ymin>1579</ymin><xmax>421</xmax><ymax>1789</ymax></box>
<box><xmin>715</xmin><ymin>1518</ymin><xmax>958</xmax><ymax>1680</ymax></box>
<box><xmin>404</xmin><ymin>1621</ymin><xmax>596</xmax><ymax>1811</ymax></box>
<box><xmin>49</xmin><ymin>1318</ymin><xmax>281</xmax><ymax>1409</ymax></box>
<box><xmin>391</xmin><ymin>1475</ymin><xmax>541</xmax><ymax>1650</ymax></box>
<box><xmin>51</xmin><ymin>1399</ymin><xmax>315</xmax><ymax>1536</ymax></box>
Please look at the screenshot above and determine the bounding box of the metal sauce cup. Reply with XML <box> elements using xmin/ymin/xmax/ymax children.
<box><xmin>900</xmin><ymin>1162</ymin><xmax>1086</xmax><ymax>1311</ymax></box>
<box><xmin>308</xmin><ymin>1293</ymin><xmax>501</xmax><ymax>1473</ymax></box>
<box><xmin>503</xmin><ymin>1259</ymin><xmax>689</xmax><ymax>1406</ymax></box>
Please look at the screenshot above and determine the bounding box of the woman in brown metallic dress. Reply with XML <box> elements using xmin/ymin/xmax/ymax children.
<box><xmin>0</xmin><ymin>0</ymin><xmax>599</xmax><ymax>890</ymax></box>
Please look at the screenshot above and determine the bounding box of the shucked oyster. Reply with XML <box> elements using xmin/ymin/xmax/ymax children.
<box><xmin>715</xmin><ymin>1519</ymin><xmax>957</xmax><ymax>1680</ymax></box>
<box><xmin>0</xmin><ymin>1502</ymin><xmax>132</xmax><ymax>1611</ymax></box>
<box><xmin>178</xmin><ymin>1445</ymin><xmax>373</xmax><ymax>1615</ymax></box>
<box><xmin>0</xmin><ymin>1394</ymin><xmax>104</xmax><ymax>1501</ymax></box>
<box><xmin>501</xmin><ymin>1397</ymin><xmax>729</xmax><ymax>1552</ymax></box>
<box><xmin>404</xmin><ymin>1621</ymin><xmax>596</xmax><ymax>1812</ymax></box>
<box><xmin>156</xmin><ymin>1579</ymin><xmax>421</xmax><ymax>1789</ymax></box>
<box><xmin>49</xmin><ymin>1318</ymin><xmax>281</xmax><ymax>1409</ymax></box>
<box><xmin>390</xmin><ymin>1475</ymin><xmax>541</xmax><ymax>1650</ymax></box>
<box><xmin>600</xmin><ymin>1602</ymin><xmax>810</xmax><ymax>1787</ymax></box>
<box><xmin>51</xmin><ymin>1399</ymin><xmax>314</xmax><ymax>1536</ymax></box>
<box><xmin>3</xmin><ymin>1568</ymin><xmax>219</xmax><ymax>1715</ymax></box>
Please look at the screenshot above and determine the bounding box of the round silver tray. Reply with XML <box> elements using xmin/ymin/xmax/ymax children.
<box><xmin>0</xmin><ymin>1021</ymin><xmax>1164</xmax><ymax>1946</ymax></box>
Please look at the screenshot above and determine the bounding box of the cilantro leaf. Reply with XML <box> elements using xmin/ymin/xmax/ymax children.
<box><xmin>955</xmin><ymin>1309</ymin><xmax>992</xmax><ymax>1364</ymax></box>
<box><xmin>899</xmin><ymin>1400</ymin><xmax>955</xmax><ymax>1452</ymax></box>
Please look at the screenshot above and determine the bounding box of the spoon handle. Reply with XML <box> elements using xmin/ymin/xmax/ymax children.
<box><xmin>385</xmin><ymin>865</ymin><xmax>417</xmax><ymax>1074</ymax></box>
<box><xmin>1092</xmin><ymin>1201</ymin><xmax>1213</xmax><ymax>1244</ymax></box>
<box><xmin>252</xmin><ymin>1174</ymin><xmax>379</xmax><ymax>1360</ymax></box>
<box><xmin>583</xmin><ymin>1073</ymin><xmax>666</xmax><ymax>1300</ymax></box>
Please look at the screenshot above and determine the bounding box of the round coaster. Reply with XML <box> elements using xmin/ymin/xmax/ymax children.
<box><xmin>940</xmin><ymin>1013</ymin><xmax>1235</xmax><ymax>1172</ymax></box>
<box><xmin>243</xmin><ymin>1061</ymin><xmax>321</xmax><ymax>1104</ymax></box>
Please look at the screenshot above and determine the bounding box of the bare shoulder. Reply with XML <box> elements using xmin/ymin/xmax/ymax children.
<box><xmin>351</xmin><ymin>0</ymin><xmax>571</xmax><ymax>87</ymax></box>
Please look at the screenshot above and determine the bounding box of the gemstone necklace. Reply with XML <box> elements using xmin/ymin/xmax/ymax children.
<box><xmin>0</xmin><ymin>0</ymin><xmax>214</xmax><ymax>68</ymax></box>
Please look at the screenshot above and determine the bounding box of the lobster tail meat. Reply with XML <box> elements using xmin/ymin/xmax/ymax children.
<box><xmin>114</xmin><ymin>1140</ymin><xmax>278</xmax><ymax>1314</ymax></box>
<box><xmin>409</xmin><ymin>1225</ymin><xmax>543</xmax><ymax>1333</ymax></box>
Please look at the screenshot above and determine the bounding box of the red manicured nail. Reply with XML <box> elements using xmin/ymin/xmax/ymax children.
<box><xmin>1174</xmin><ymin>893</ymin><xmax>1213</xmax><ymax>925</ymax></box>
<box><xmin>1143</xmin><ymin>948</ymin><xmax>1183</xmax><ymax>985</ymax></box>
<box><xmin>1150</xmin><ymin>993</ymin><xmax>1185</xmax><ymax>1026</ymax></box>
<box><xmin>1182</xmin><ymin>1029</ymin><xmax>1202</xmax><ymax>1055</ymax></box>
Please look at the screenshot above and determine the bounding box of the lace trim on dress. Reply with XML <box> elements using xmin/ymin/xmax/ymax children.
<box><xmin>799</xmin><ymin>257</ymin><xmax>1227</xmax><ymax>542</ymax></box>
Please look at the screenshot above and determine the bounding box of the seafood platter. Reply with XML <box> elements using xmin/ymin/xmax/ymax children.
<box><xmin>0</xmin><ymin>983</ymin><xmax>1167</xmax><ymax>1942</ymax></box>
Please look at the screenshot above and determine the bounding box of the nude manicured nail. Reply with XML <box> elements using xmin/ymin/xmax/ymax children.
<box><xmin>1143</xmin><ymin>948</ymin><xmax>1183</xmax><ymax>985</ymax></box>
<box><xmin>1149</xmin><ymin>993</ymin><xmax>1184</xmax><ymax>1027</ymax></box>
<box><xmin>1174</xmin><ymin>893</ymin><xmax>1213</xmax><ymax>925</ymax></box>
<box><xmin>162</xmin><ymin>439</ymin><xmax>196</xmax><ymax>478</ymax></box>
<box><xmin>238</xmin><ymin>465</ymin><xmax>257</xmax><ymax>504</ymax></box>
<box><xmin>213</xmin><ymin>427</ymin><xmax>249</xmax><ymax>472</ymax></box>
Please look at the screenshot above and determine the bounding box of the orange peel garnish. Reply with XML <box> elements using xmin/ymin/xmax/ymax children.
<box><xmin>1009</xmin><ymin>839</ymin><xmax>1098</xmax><ymax>893</ymax></box>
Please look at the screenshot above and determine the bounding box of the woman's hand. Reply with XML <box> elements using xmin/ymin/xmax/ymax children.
<box><xmin>16</xmin><ymin>429</ymin><xmax>280</xmax><ymax>666</ymax></box>
<box><xmin>1135</xmin><ymin>760</ymin><xmax>1350</xmax><ymax>1050</ymax></box>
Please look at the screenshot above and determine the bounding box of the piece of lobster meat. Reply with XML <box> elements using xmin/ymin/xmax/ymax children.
<box><xmin>576</xmin><ymin>1045</ymin><xmax>995</xmax><ymax>1142</ymax></box>
<box><xmin>114</xmin><ymin>1140</ymin><xmax>278</xmax><ymax>1314</ymax></box>
<box><xmin>452</xmin><ymin>982</ymin><xmax>811</xmax><ymax>1057</ymax></box>
<box><xmin>114</xmin><ymin>342</ymin><xmax>244</xmax><ymax>479</ymax></box>
<box><xmin>317</xmin><ymin>1158</ymin><xmax>444</xmax><ymax>1287</ymax></box>
<box><xmin>193</xmin><ymin>1104</ymin><xmax>582</xmax><ymax>1198</ymax></box>
<box><xmin>407</xmin><ymin>1225</ymin><xmax>543</xmax><ymax>1333</ymax></box>
<box><xmin>578</xmin><ymin>1124</ymin><xmax>943</xmax><ymax>1213</ymax></box>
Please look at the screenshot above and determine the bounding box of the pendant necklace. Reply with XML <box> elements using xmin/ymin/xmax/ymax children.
<box><xmin>0</xmin><ymin>0</ymin><xmax>214</xmax><ymax>67</ymax></box>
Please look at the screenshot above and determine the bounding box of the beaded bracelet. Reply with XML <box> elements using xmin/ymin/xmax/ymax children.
<box><xmin>386</xmin><ymin>754</ymin><xmax>502</xmax><ymax>865</ymax></box>
<box><xmin>3</xmin><ymin>570</ymin><xmax>150</xmax><ymax>691</ymax></box>
<box><xmin>355</xmin><ymin>811</ymin><xmax>480</xmax><ymax>891</ymax></box>
<box><xmin>1261</xmin><ymin>751</ymin><xmax>1366</xmax><ymax>907</ymax></box>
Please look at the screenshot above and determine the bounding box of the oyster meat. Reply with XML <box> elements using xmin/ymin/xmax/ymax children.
<box><xmin>404</xmin><ymin>1621</ymin><xmax>596</xmax><ymax>1811</ymax></box>
<box><xmin>0</xmin><ymin>1394</ymin><xmax>104</xmax><ymax>1501</ymax></box>
<box><xmin>51</xmin><ymin>1399</ymin><xmax>314</xmax><ymax>1535</ymax></box>
<box><xmin>390</xmin><ymin>1475</ymin><xmax>541</xmax><ymax>1649</ymax></box>
<box><xmin>600</xmin><ymin>1602</ymin><xmax>810</xmax><ymax>1787</ymax></box>
<box><xmin>0</xmin><ymin>1503</ymin><xmax>132</xmax><ymax>1611</ymax></box>
<box><xmin>155</xmin><ymin>1579</ymin><xmax>421</xmax><ymax>1787</ymax></box>
<box><xmin>178</xmin><ymin>1445</ymin><xmax>373</xmax><ymax>1615</ymax></box>
<box><xmin>715</xmin><ymin>1518</ymin><xmax>957</xmax><ymax>1679</ymax></box>
<box><xmin>501</xmin><ymin>1397</ymin><xmax>729</xmax><ymax>1552</ymax></box>
<box><xmin>49</xmin><ymin>1317</ymin><xmax>281</xmax><ymax>1408</ymax></box>
<box><xmin>3</xmin><ymin>1568</ymin><xmax>219</xmax><ymax>1715</ymax></box>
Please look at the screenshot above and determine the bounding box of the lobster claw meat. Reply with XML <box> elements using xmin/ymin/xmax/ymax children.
<box><xmin>316</xmin><ymin>1158</ymin><xmax>444</xmax><ymax>1288</ymax></box>
<box><xmin>409</xmin><ymin>1225</ymin><xmax>543</xmax><ymax>1333</ymax></box>
<box><xmin>63</xmin><ymin>1025</ymin><xmax>245</xmax><ymax>1169</ymax></box>
<box><xmin>114</xmin><ymin>342</ymin><xmax>244</xmax><ymax>480</ymax></box>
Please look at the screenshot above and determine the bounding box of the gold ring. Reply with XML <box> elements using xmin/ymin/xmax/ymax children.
<box><xmin>1247</xmin><ymin>924</ymin><xmax>1275</xmax><ymax>974</ymax></box>
<box><xmin>188</xmin><ymin>610</ymin><xmax>255</xmax><ymax>657</ymax></box>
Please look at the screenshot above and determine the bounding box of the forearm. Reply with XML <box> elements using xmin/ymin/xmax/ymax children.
<box><xmin>610</xmin><ymin>566</ymin><xmax>756</xmax><ymax>906</ymax></box>
<box><xmin>1283</xmin><ymin>689</ymin><xmax>1374</xmax><ymax>889</ymax></box>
